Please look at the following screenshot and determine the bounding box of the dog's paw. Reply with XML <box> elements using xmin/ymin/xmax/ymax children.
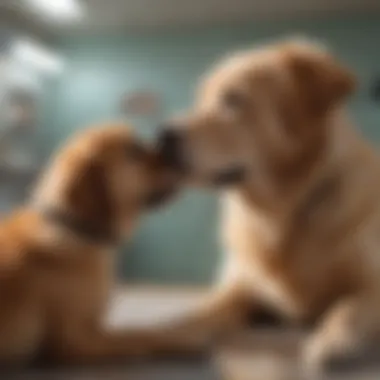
<box><xmin>301</xmin><ymin>335</ymin><xmax>329</xmax><ymax>379</ymax></box>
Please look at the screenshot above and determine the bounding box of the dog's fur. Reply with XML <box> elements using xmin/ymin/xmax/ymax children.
<box><xmin>160</xmin><ymin>39</ymin><xmax>380</xmax><ymax>373</ymax></box>
<box><xmin>0</xmin><ymin>124</ymin><xmax>196</xmax><ymax>366</ymax></box>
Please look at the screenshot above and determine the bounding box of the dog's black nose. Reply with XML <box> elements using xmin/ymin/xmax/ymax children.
<box><xmin>157</xmin><ymin>126</ymin><xmax>184</xmax><ymax>168</ymax></box>
<box><xmin>159</xmin><ymin>127</ymin><xmax>181</xmax><ymax>150</ymax></box>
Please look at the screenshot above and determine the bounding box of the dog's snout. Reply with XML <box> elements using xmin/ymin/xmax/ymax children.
<box><xmin>157</xmin><ymin>126</ymin><xmax>184</xmax><ymax>169</ymax></box>
<box><xmin>159</xmin><ymin>127</ymin><xmax>181</xmax><ymax>150</ymax></box>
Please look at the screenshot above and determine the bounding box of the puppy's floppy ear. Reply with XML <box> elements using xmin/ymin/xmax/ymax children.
<box><xmin>283</xmin><ymin>41</ymin><xmax>355</xmax><ymax>117</ymax></box>
<box><xmin>67</xmin><ymin>158</ymin><xmax>114</xmax><ymax>225</ymax></box>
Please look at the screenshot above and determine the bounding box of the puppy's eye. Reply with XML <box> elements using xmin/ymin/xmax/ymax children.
<box><xmin>223</xmin><ymin>91</ymin><xmax>246</xmax><ymax>109</ymax></box>
<box><xmin>126</xmin><ymin>144</ymin><xmax>145</xmax><ymax>161</ymax></box>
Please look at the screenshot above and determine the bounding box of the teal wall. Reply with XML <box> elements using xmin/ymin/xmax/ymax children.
<box><xmin>44</xmin><ymin>15</ymin><xmax>380</xmax><ymax>284</ymax></box>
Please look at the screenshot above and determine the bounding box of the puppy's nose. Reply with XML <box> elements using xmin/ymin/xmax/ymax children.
<box><xmin>157</xmin><ymin>126</ymin><xmax>184</xmax><ymax>168</ymax></box>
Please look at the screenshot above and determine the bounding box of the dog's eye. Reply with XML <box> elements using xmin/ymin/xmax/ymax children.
<box><xmin>126</xmin><ymin>144</ymin><xmax>145</xmax><ymax>162</ymax></box>
<box><xmin>223</xmin><ymin>91</ymin><xmax>245</xmax><ymax>110</ymax></box>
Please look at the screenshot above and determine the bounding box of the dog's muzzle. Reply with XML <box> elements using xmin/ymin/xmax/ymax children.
<box><xmin>211</xmin><ymin>166</ymin><xmax>246</xmax><ymax>187</ymax></box>
<box><xmin>157</xmin><ymin>127</ymin><xmax>188</xmax><ymax>172</ymax></box>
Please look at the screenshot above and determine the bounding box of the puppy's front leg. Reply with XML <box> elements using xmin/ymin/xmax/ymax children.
<box><xmin>52</xmin><ymin>324</ymin><xmax>203</xmax><ymax>364</ymax></box>
<box><xmin>303</xmin><ymin>293</ymin><xmax>380</xmax><ymax>377</ymax></box>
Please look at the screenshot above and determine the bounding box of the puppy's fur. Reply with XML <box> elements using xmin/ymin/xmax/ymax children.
<box><xmin>161</xmin><ymin>39</ymin><xmax>380</xmax><ymax>373</ymax></box>
<box><xmin>0</xmin><ymin>124</ymin><xmax>194</xmax><ymax>366</ymax></box>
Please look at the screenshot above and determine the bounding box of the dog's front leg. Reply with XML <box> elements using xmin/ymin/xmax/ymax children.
<box><xmin>167</xmin><ymin>278</ymin><xmax>253</xmax><ymax>345</ymax></box>
<box><xmin>302</xmin><ymin>292</ymin><xmax>380</xmax><ymax>377</ymax></box>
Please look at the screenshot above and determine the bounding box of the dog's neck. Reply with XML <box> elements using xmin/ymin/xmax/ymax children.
<box><xmin>229</xmin><ymin>110</ymin><xmax>360</xmax><ymax>230</ymax></box>
<box><xmin>36</xmin><ymin>204</ymin><xmax>120</xmax><ymax>246</ymax></box>
<box><xmin>31</xmin><ymin>176</ymin><xmax>121</xmax><ymax>247</ymax></box>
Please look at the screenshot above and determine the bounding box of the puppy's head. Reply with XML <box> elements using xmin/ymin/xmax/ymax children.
<box><xmin>158</xmin><ymin>39</ymin><xmax>355</xmax><ymax>191</ymax></box>
<box><xmin>34</xmin><ymin>124</ymin><xmax>178</xmax><ymax>238</ymax></box>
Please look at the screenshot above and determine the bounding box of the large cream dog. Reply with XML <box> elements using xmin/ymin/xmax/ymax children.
<box><xmin>158</xmin><ymin>39</ymin><xmax>380</xmax><ymax>374</ymax></box>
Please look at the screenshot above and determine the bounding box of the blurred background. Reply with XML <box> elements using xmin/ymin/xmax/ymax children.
<box><xmin>1</xmin><ymin>0</ymin><xmax>380</xmax><ymax>286</ymax></box>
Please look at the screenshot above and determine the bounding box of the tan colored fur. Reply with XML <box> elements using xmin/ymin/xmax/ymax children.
<box><xmin>166</xmin><ymin>39</ymin><xmax>380</xmax><ymax>374</ymax></box>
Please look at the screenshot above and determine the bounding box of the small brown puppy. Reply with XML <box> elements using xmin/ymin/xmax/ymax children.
<box><xmin>0</xmin><ymin>123</ymin><xmax>194</xmax><ymax>366</ymax></box>
<box><xmin>159</xmin><ymin>39</ymin><xmax>380</xmax><ymax>374</ymax></box>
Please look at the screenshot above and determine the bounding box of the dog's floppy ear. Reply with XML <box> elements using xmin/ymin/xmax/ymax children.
<box><xmin>67</xmin><ymin>158</ymin><xmax>114</xmax><ymax>225</ymax></box>
<box><xmin>284</xmin><ymin>41</ymin><xmax>355</xmax><ymax>117</ymax></box>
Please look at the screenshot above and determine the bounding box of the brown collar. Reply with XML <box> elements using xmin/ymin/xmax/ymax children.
<box><xmin>40</xmin><ymin>206</ymin><xmax>119</xmax><ymax>246</ymax></box>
